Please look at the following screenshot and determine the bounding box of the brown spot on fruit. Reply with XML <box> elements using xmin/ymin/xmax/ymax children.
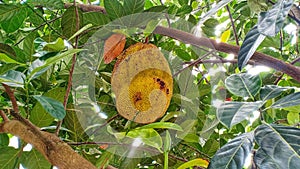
<box><xmin>133</xmin><ymin>92</ymin><xmax>142</xmax><ymax>103</ymax></box>
<box><xmin>166</xmin><ymin>88</ymin><xmax>169</xmax><ymax>94</ymax></box>
<box><xmin>159</xmin><ymin>80</ymin><xmax>165</xmax><ymax>90</ymax></box>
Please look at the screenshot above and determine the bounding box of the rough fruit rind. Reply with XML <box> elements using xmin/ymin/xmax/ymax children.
<box><xmin>111</xmin><ymin>43</ymin><xmax>173</xmax><ymax>124</ymax></box>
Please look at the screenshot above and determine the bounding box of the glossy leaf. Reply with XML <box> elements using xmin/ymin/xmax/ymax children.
<box><xmin>28</xmin><ymin>49</ymin><xmax>82</xmax><ymax>80</ymax></box>
<box><xmin>0</xmin><ymin>147</ymin><xmax>19</xmax><ymax>169</ymax></box>
<box><xmin>225</xmin><ymin>73</ymin><xmax>261</xmax><ymax>99</ymax></box>
<box><xmin>260</xmin><ymin>85</ymin><xmax>290</xmax><ymax>101</ymax></box>
<box><xmin>138</xmin><ymin>122</ymin><xmax>183</xmax><ymax>131</ymax></box>
<box><xmin>27</xmin><ymin>0</ymin><xmax>64</xmax><ymax>9</ymax></box>
<box><xmin>258</xmin><ymin>0</ymin><xmax>293</xmax><ymax>36</ymax></box>
<box><xmin>83</xmin><ymin>12</ymin><xmax>110</xmax><ymax>26</ymax></box>
<box><xmin>0</xmin><ymin>6</ymin><xmax>29</xmax><ymax>33</ymax></box>
<box><xmin>124</xmin><ymin>0</ymin><xmax>145</xmax><ymax>15</ymax></box>
<box><xmin>254</xmin><ymin>148</ymin><xmax>280</xmax><ymax>169</ymax></box>
<box><xmin>104</xmin><ymin>0</ymin><xmax>124</xmax><ymax>20</ymax></box>
<box><xmin>254</xmin><ymin>124</ymin><xmax>300</xmax><ymax>168</ymax></box>
<box><xmin>208</xmin><ymin>132</ymin><xmax>254</xmax><ymax>169</ymax></box>
<box><xmin>217</xmin><ymin>101</ymin><xmax>263</xmax><ymax>128</ymax></box>
<box><xmin>30</xmin><ymin>88</ymin><xmax>66</xmax><ymax>127</ymax></box>
<box><xmin>61</xmin><ymin>6</ymin><xmax>83</xmax><ymax>39</ymax></box>
<box><xmin>0</xmin><ymin>4</ymin><xmax>23</xmax><ymax>22</ymax></box>
<box><xmin>0</xmin><ymin>70</ymin><xmax>25</xmax><ymax>88</ymax></box>
<box><xmin>164</xmin><ymin>131</ymin><xmax>171</xmax><ymax>152</ymax></box>
<box><xmin>0</xmin><ymin>134</ymin><xmax>9</xmax><ymax>147</ymax></box>
<box><xmin>127</xmin><ymin>128</ymin><xmax>163</xmax><ymax>150</ymax></box>
<box><xmin>43</xmin><ymin>38</ymin><xmax>65</xmax><ymax>52</ymax></box>
<box><xmin>178</xmin><ymin>158</ymin><xmax>209</xmax><ymax>169</ymax></box>
<box><xmin>20</xmin><ymin>149</ymin><xmax>51</xmax><ymax>169</ymax></box>
<box><xmin>271</xmin><ymin>92</ymin><xmax>300</xmax><ymax>109</ymax></box>
<box><xmin>237</xmin><ymin>26</ymin><xmax>266</xmax><ymax>70</ymax></box>
<box><xmin>33</xmin><ymin>95</ymin><xmax>66</xmax><ymax>120</ymax></box>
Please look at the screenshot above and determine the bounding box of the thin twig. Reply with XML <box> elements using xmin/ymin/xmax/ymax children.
<box><xmin>55</xmin><ymin>1</ymin><xmax>80</xmax><ymax>136</ymax></box>
<box><xmin>226</xmin><ymin>5</ymin><xmax>239</xmax><ymax>46</ymax></box>
<box><xmin>0</xmin><ymin>110</ymin><xmax>9</xmax><ymax>122</ymax></box>
<box><xmin>2</xmin><ymin>84</ymin><xmax>19</xmax><ymax>113</ymax></box>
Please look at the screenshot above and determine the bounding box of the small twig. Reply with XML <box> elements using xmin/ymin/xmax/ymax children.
<box><xmin>0</xmin><ymin>110</ymin><xmax>9</xmax><ymax>122</ymax></box>
<box><xmin>274</xmin><ymin>56</ymin><xmax>300</xmax><ymax>84</ymax></box>
<box><xmin>2</xmin><ymin>84</ymin><xmax>20</xmax><ymax>113</ymax></box>
<box><xmin>55</xmin><ymin>1</ymin><xmax>80</xmax><ymax>136</ymax></box>
<box><xmin>91</xmin><ymin>114</ymin><xmax>119</xmax><ymax>135</ymax></box>
<box><xmin>226</xmin><ymin>5</ymin><xmax>239</xmax><ymax>46</ymax></box>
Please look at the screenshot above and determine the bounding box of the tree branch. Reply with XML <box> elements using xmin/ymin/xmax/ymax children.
<box><xmin>67</xmin><ymin>3</ymin><xmax>300</xmax><ymax>83</ymax></box>
<box><xmin>0</xmin><ymin>120</ymin><xmax>97</xmax><ymax>169</ymax></box>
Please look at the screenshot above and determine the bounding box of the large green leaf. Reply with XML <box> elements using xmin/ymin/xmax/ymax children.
<box><xmin>0</xmin><ymin>4</ymin><xmax>23</xmax><ymax>22</ymax></box>
<box><xmin>271</xmin><ymin>92</ymin><xmax>300</xmax><ymax>109</ymax></box>
<box><xmin>64</xmin><ymin>110</ymin><xmax>88</xmax><ymax>142</ymax></box>
<box><xmin>123</xmin><ymin>0</ymin><xmax>145</xmax><ymax>15</ymax></box>
<box><xmin>28</xmin><ymin>49</ymin><xmax>82</xmax><ymax>80</ymax></box>
<box><xmin>0</xmin><ymin>6</ymin><xmax>29</xmax><ymax>33</ymax></box>
<box><xmin>43</xmin><ymin>38</ymin><xmax>65</xmax><ymax>52</ymax></box>
<box><xmin>33</xmin><ymin>95</ymin><xmax>66</xmax><ymax>120</ymax></box>
<box><xmin>23</xmin><ymin>32</ymin><xmax>38</xmax><ymax>61</ymax></box>
<box><xmin>0</xmin><ymin>134</ymin><xmax>9</xmax><ymax>147</ymax></box>
<box><xmin>104</xmin><ymin>0</ymin><xmax>124</xmax><ymax>20</ymax></box>
<box><xmin>178</xmin><ymin>158</ymin><xmax>209</xmax><ymax>169</ymax></box>
<box><xmin>254</xmin><ymin>124</ymin><xmax>300</xmax><ymax>168</ymax></box>
<box><xmin>61</xmin><ymin>6</ymin><xmax>83</xmax><ymax>39</ymax></box>
<box><xmin>138</xmin><ymin>122</ymin><xmax>183</xmax><ymax>131</ymax></box>
<box><xmin>260</xmin><ymin>85</ymin><xmax>290</xmax><ymax>101</ymax></box>
<box><xmin>30</xmin><ymin>88</ymin><xmax>66</xmax><ymax>127</ymax></box>
<box><xmin>0</xmin><ymin>147</ymin><xmax>19</xmax><ymax>169</ymax></box>
<box><xmin>258</xmin><ymin>0</ymin><xmax>293</xmax><ymax>37</ymax></box>
<box><xmin>127</xmin><ymin>128</ymin><xmax>163</xmax><ymax>150</ymax></box>
<box><xmin>225</xmin><ymin>73</ymin><xmax>261</xmax><ymax>99</ymax></box>
<box><xmin>217</xmin><ymin>101</ymin><xmax>263</xmax><ymax>128</ymax></box>
<box><xmin>208</xmin><ymin>132</ymin><xmax>254</xmax><ymax>169</ymax></box>
<box><xmin>237</xmin><ymin>26</ymin><xmax>266</xmax><ymax>70</ymax></box>
<box><xmin>0</xmin><ymin>70</ymin><xmax>25</xmax><ymax>88</ymax></box>
<box><xmin>20</xmin><ymin>149</ymin><xmax>51</xmax><ymax>169</ymax></box>
<box><xmin>254</xmin><ymin>148</ymin><xmax>280</xmax><ymax>169</ymax></box>
<box><xmin>83</xmin><ymin>12</ymin><xmax>110</xmax><ymax>26</ymax></box>
<box><xmin>27</xmin><ymin>0</ymin><xmax>64</xmax><ymax>9</ymax></box>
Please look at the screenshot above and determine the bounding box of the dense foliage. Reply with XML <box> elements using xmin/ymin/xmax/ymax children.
<box><xmin>0</xmin><ymin>0</ymin><xmax>299</xmax><ymax>169</ymax></box>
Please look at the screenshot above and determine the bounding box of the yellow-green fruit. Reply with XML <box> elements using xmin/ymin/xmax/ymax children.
<box><xmin>111</xmin><ymin>43</ymin><xmax>173</xmax><ymax>124</ymax></box>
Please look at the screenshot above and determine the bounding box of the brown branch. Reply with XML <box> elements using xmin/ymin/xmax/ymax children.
<box><xmin>0</xmin><ymin>120</ymin><xmax>97</xmax><ymax>169</ymax></box>
<box><xmin>69</xmin><ymin>3</ymin><xmax>300</xmax><ymax>83</ymax></box>
<box><xmin>2</xmin><ymin>83</ymin><xmax>20</xmax><ymax>113</ymax></box>
<box><xmin>153</xmin><ymin>26</ymin><xmax>300</xmax><ymax>83</ymax></box>
<box><xmin>0</xmin><ymin>110</ymin><xmax>9</xmax><ymax>122</ymax></box>
<box><xmin>64</xmin><ymin>3</ymin><xmax>106</xmax><ymax>13</ymax></box>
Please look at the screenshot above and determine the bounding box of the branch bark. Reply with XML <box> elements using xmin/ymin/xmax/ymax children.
<box><xmin>0</xmin><ymin>120</ymin><xmax>97</xmax><ymax>169</ymax></box>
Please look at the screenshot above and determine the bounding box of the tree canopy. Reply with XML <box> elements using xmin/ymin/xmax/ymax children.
<box><xmin>0</xmin><ymin>0</ymin><xmax>300</xmax><ymax>169</ymax></box>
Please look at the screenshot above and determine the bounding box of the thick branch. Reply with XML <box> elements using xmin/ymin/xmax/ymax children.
<box><xmin>68</xmin><ymin>3</ymin><xmax>300</xmax><ymax>83</ymax></box>
<box><xmin>153</xmin><ymin>26</ymin><xmax>300</xmax><ymax>83</ymax></box>
<box><xmin>0</xmin><ymin>120</ymin><xmax>97</xmax><ymax>169</ymax></box>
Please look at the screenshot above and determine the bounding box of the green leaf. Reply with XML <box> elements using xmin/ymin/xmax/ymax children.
<box><xmin>178</xmin><ymin>0</ymin><xmax>189</xmax><ymax>6</ymax></box>
<box><xmin>127</xmin><ymin>128</ymin><xmax>163</xmax><ymax>150</ymax></box>
<box><xmin>61</xmin><ymin>6</ymin><xmax>83</xmax><ymax>39</ymax></box>
<box><xmin>238</xmin><ymin>25</ymin><xmax>266</xmax><ymax>70</ymax></box>
<box><xmin>254</xmin><ymin>148</ymin><xmax>280</xmax><ymax>169</ymax></box>
<box><xmin>217</xmin><ymin>101</ymin><xmax>263</xmax><ymax>128</ymax></box>
<box><xmin>28</xmin><ymin>49</ymin><xmax>82</xmax><ymax>80</ymax></box>
<box><xmin>68</xmin><ymin>24</ymin><xmax>93</xmax><ymax>41</ymax></box>
<box><xmin>30</xmin><ymin>88</ymin><xmax>66</xmax><ymax>127</ymax></box>
<box><xmin>176</xmin><ymin>4</ymin><xmax>192</xmax><ymax>16</ymax></box>
<box><xmin>0</xmin><ymin>134</ymin><xmax>9</xmax><ymax>147</ymax></box>
<box><xmin>104</xmin><ymin>0</ymin><xmax>124</xmax><ymax>20</ymax></box>
<box><xmin>144</xmin><ymin>19</ymin><xmax>160</xmax><ymax>36</ymax></box>
<box><xmin>145</xmin><ymin>5</ymin><xmax>167</xmax><ymax>12</ymax></box>
<box><xmin>83</xmin><ymin>12</ymin><xmax>110</xmax><ymax>26</ymax></box>
<box><xmin>0</xmin><ymin>43</ymin><xmax>16</xmax><ymax>59</ymax></box>
<box><xmin>123</xmin><ymin>0</ymin><xmax>145</xmax><ymax>15</ymax></box>
<box><xmin>33</xmin><ymin>95</ymin><xmax>66</xmax><ymax>120</ymax></box>
<box><xmin>0</xmin><ymin>147</ymin><xmax>19</xmax><ymax>169</ymax></box>
<box><xmin>1</xmin><ymin>6</ymin><xmax>29</xmax><ymax>33</ymax></box>
<box><xmin>20</xmin><ymin>149</ymin><xmax>51</xmax><ymax>169</ymax></box>
<box><xmin>208</xmin><ymin>132</ymin><xmax>254</xmax><ymax>169</ymax></box>
<box><xmin>271</xmin><ymin>92</ymin><xmax>300</xmax><ymax>109</ymax></box>
<box><xmin>202</xmin><ymin>139</ymin><xmax>219</xmax><ymax>157</ymax></box>
<box><xmin>260</xmin><ymin>85</ymin><xmax>290</xmax><ymax>101</ymax></box>
<box><xmin>258</xmin><ymin>0</ymin><xmax>293</xmax><ymax>36</ymax></box>
<box><xmin>225</xmin><ymin>73</ymin><xmax>262</xmax><ymax>99</ymax></box>
<box><xmin>254</xmin><ymin>124</ymin><xmax>300</xmax><ymax>168</ymax></box>
<box><xmin>287</xmin><ymin>112</ymin><xmax>299</xmax><ymax>125</ymax></box>
<box><xmin>64</xmin><ymin>110</ymin><xmax>88</xmax><ymax>142</ymax></box>
<box><xmin>120</xmin><ymin>157</ymin><xmax>141</xmax><ymax>169</ymax></box>
<box><xmin>0</xmin><ymin>70</ymin><xmax>25</xmax><ymax>88</ymax></box>
<box><xmin>0</xmin><ymin>4</ymin><xmax>23</xmax><ymax>22</ymax></box>
<box><xmin>178</xmin><ymin>158</ymin><xmax>209</xmax><ymax>169</ymax></box>
<box><xmin>164</xmin><ymin>131</ymin><xmax>171</xmax><ymax>152</ymax></box>
<box><xmin>27</xmin><ymin>0</ymin><xmax>64</xmax><ymax>9</ymax></box>
<box><xmin>43</xmin><ymin>38</ymin><xmax>65</xmax><ymax>52</ymax></box>
<box><xmin>138</xmin><ymin>122</ymin><xmax>183</xmax><ymax>131</ymax></box>
<box><xmin>175</xmin><ymin>48</ymin><xmax>191</xmax><ymax>61</ymax></box>
<box><xmin>23</xmin><ymin>32</ymin><xmax>38</xmax><ymax>61</ymax></box>
<box><xmin>199</xmin><ymin>0</ymin><xmax>232</xmax><ymax>24</ymax></box>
